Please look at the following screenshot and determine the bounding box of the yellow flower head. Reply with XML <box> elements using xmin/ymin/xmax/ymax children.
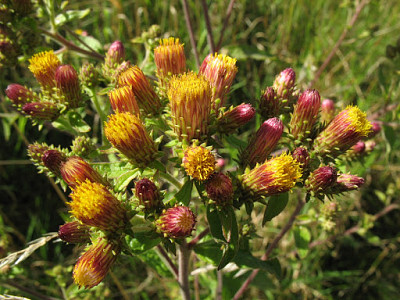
<box><xmin>183</xmin><ymin>145</ymin><xmax>216</xmax><ymax>181</ymax></box>
<box><xmin>69</xmin><ymin>180</ymin><xmax>127</xmax><ymax>231</ymax></box>
<box><xmin>168</xmin><ymin>72</ymin><xmax>212</xmax><ymax>142</ymax></box>
<box><xmin>28</xmin><ymin>51</ymin><xmax>61</xmax><ymax>89</ymax></box>
<box><xmin>314</xmin><ymin>105</ymin><xmax>372</xmax><ymax>156</ymax></box>
<box><xmin>242</xmin><ymin>152</ymin><xmax>302</xmax><ymax>197</ymax></box>
<box><xmin>73</xmin><ymin>238</ymin><xmax>120</xmax><ymax>289</ymax></box>
<box><xmin>154</xmin><ymin>37</ymin><xmax>186</xmax><ymax>77</ymax></box>
<box><xmin>108</xmin><ymin>86</ymin><xmax>140</xmax><ymax>116</ymax></box>
<box><xmin>199</xmin><ymin>53</ymin><xmax>238</xmax><ymax>110</ymax></box>
<box><xmin>104</xmin><ymin>112</ymin><xmax>157</xmax><ymax>166</ymax></box>
<box><xmin>118</xmin><ymin>66</ymin><xmax>162</xmax><ymax>114</ymax></box>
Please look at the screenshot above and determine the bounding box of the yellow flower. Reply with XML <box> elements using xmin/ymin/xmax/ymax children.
<box><xmin>182</xmin><ymin>145</ymin><xmax>216</xmax><ymax>181</ymax></box>
<box><xmin>199</xmin><ymin>53</ymin><xmax>238</xmax><ymax>110</ymax></box>
<box><xmin>314</xmin><ymin>105</ymin><xmax>372</xmax><ymax>156</ymax></box>
<box><xmin>168</xmin><ymin>72</ymin><xmax>212</xmax><ymax>142</ymax></box>
<box><xmin>242</xmin><ymin>152</ymin><xmax>302</xmax><ymax>198</ymax></box>
<box><xmin>104</xmin><ymin>112</ymin><xmax>157</xmax><ymax>166</ymax></box>
<box><xmin>69</xmin><ymin>180</ymin><xmax>127</xmax><ymax>231</ymax></box>
<box><xmin>28</xmin><ymin>51</ymin><xmax>61</xmax><ymax>90</ymax></box>
<box><xmin>108</xmin><ymin>86</ymin><xmax>140</xmax><ymax>116</ymax></box>
<box><xmin>73</xmin><ymin>238</ymin><xmax>120</xmax><ymax>289</ymax></box>
<box><xmin>118</xmin><ymin>66</ymin><xmax>162</xmax><ymax>115</ymax></box>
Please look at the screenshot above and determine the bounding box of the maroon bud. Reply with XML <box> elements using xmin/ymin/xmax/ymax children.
<box><xmin>58</xmin><ymin>221</ymin><xmax>90</xmax><ymax>244</ymax></box>
<box><xmin>5</xmin><ymin>84</ymin><xmax>39</xmax><ymax>106</ymax></box>
<box><xmin>156</xmin><ymin>206</ymin><xmax>196</xmax><ymax>238</ymax></box>
<box><xmin>217</xmin><ymin>103</ymin><xmax>255</xmax><ymax>133</ymax></box>
<box><xmin>260</xmin><ymin>86</ymin><xmax>280</xmax><ymax>118</ymax></box>
<box><xmin>329</xmin><ymin>174</ymin><xmax>365</xmax><ymax>193</ymax></box>
<box><xmin>321</xmin><ymin>99</ymin><xmax>335</xmax><ymax>123</ymax></box>
<box><xmin>306</xmin><ymin>166</ymin><xmax>337</xmax><ymax>196</ymax></box>
<box><xmin>55</xmin><ymin>65</ymin><xmax>83</xmax><ymax>108</ymax></box>
<box><xmin>205</xmin><ymin>172</ymin><xmax>233</xmax><ymax>206</ymax></box>
<box><xmin>106</xmin><ymin>41</ymin><xmax>125</xmax><ymax>65</ymax></box>
<box><xmin>289</xmin><ymin>89</ymin><xmax>321</xmax><ymax>140</ymax></box>
<box><xmin>292</xmin><ymin>147</ymin><xmax>310</xmax><ymax>168</ymax></box>
<box><xmin>22</xmin><ymin>102</ymin><xmax>60</xmax><ymax>120</ymax></box>
<box><xmin>135</xmin><ymin>178</ymin><xmax>161</xmax><ymax>210</ymax></box>
<box><xmin>241</xmin><ymin>117</ymin><xmax>284</xmax><ymax>167</ymax></box>
<box><xmin>351</xmin><ymin>141</ymin><xmax>366</xmax><ymax>154</ymax></box>
<box><xmin>42</xmin><ymin>149</ymin><xmax>66</xmax><ymax>176</ymax></box>
<box><xmin>367</xmin><ymin>121</ymin><xmax>381</xmax><ymax>139</ymax></box>
<box><xmin>273</xmin><ymin>68</ymin><xmax>296</xmax><ymax>99</ymax></box>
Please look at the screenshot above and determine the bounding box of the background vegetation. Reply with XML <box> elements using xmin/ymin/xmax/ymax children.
<box><xmin>1</xmin><ymin>0</ymin><xmax>400</xmax><ymax>299</ymax></box>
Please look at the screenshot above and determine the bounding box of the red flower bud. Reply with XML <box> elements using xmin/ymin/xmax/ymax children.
<box><xmin>306</xmin><ymin>166</ymin><xmax>337</xmax><ymax>196</ymax></box>
<box><xmin>259</xmin><ymin>87</ymin><xmax>280</xmax><ymax>119</ymax></box>
<box><xmin>22</xmin><ymin>102</ymin><xmax>60</xmax><ymax>120</ymax></box>
<box><xmin>205</xmin><ymin>172</ymin><xmax>233</xmax><ymax>206</ymax></box>
<box><xmin>42</xmin><ymin>149</ymin><xmax>66</xmax><ymax>176</ymax></box>
<box><xmin>241</xmin><ymin>117</ymin><xmax>284</xmax><ymax>167</ymax></box>
<box><xmin>273</xmin><ymin>68</ymin><xmax>296</xmax><ymax>99</ymax></box>
<box><xmin>321</xmin><ymin>99</ymin><xmax>335</xmax><ymax>123</ymax></box>
<box><xmin>292</xmin><ymin>147</ymin><xmax>310</xmax><ymax>168</ymax></box>
<box><xmin>217</xmin><ymin>103</ymin><xmax>255</xmax><ymax>133</ymax></box>
<box><xmin>156</xmin><ymin>206</ymin><xmax>196</xmax><ymax>238</ymax></box>
<box><xmin>58</xmin><ymin>221</ymin><xmax>90</xmax><ymax>244</ymax></box>
<box><xmin>5</xmin><ymin>84</ymin><xmax>39</xmax><ymax>106</ymax></box>
<box><xmin>135</xmin><ymin>178</ymin><xmax>161</xmax><ymax>210</ymax></box>
<box><xmin>55</xmin><ymin>65</ymin><xmax>83</xmax><ymax>108</ymax></box>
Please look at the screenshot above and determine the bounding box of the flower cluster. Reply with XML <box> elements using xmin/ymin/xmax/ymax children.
<box><xmin>7</xmin><ymin>35</ymin><xmax>379</xmax><ymax>290</ymax></box>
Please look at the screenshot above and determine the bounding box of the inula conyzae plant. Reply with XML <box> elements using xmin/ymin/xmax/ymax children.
<box><xmin>1</xmin><ymin>2</ymin><xmax>388</xmax><ymax>299</ymax></box>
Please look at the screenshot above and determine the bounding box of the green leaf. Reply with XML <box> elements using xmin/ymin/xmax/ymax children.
<box><xmin>125</xmin><ymin>232</ymin><xmax>160</xmax><ymax>254</ymax></box>
<box><xmin>175</xmin><ymin>179</ymin><xmax>193</xmax><ymax>206</ymax></box>
<box><xmin>263</xmin><ymin>193</ymin><xmax>289</xmax><ymax>225</ymax></box>
<box><xmin>194</xmin><ymin>240</ymin><xmax>222</xmax><ymax>265</ymax></box>
<box><xmin>114</xmin><ymin>169</ymin><xmax>139</xmax><ymax>191</ymax></box>
<box><xmin>218</xmin><ymin>243</ymin><xmax>236</xmax><ymax>270</ymax></box>
<box><xmin>293</xmin><ymin>226</ymin><xmax>311</xmax><ymax>258</ymax></box>
<box><xmin>233</xmin><ymin>250</ymin><xmax>281</xmax><ymax>278</ymax></box>
<box><xmin>55</xmin><ymin>9</ymin><xmax>91</xmax><ymax>26</ymax></box>
<box><xmin>206</xmin><ymin>205</ymin><xmax>226</xmax><ymax>242</ymax></box>
<box><xmin>224</xmin><ymin>135</ymin><xmax>247</xmax><ymax>149</ymax></box>
<box><xmin>138</xmin><ymin>249</ymin><xmax>172</xmax><ymax>277</ymax></box>
<box><xmin>68</xmin><ymin>111</ymin><xmax>90</xmax><ymax>133</ymax></box>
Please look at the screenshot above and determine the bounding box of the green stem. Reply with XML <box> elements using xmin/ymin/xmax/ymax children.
<box><xmin>89</xmin><ymin>88</ymin><xmax>109</xmax><ymax>145</ymax></box>
<box><xmin>178</xmin><ymin>240</ymin><xmax>191</xmax><ymax>300</ymax></box>
<box><xmin>159</xmin><ymin>171</ymin><xmax>182</xmax><ymax>189</ymax></box>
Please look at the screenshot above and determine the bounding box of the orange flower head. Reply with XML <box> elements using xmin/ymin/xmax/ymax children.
<box><xmin>183</xmin><ymin>145</ymin><xmax>216</xmax><ymax>181</ymax></box>
<box><xmin>28</xmin><ymin>51</ymin><xmax>61</xmax><ymax>90</ymax></box>
<box><xmin>108</xmin><ymin>86</ymin><xmax>140</xmax><ymax>116</ymax></box>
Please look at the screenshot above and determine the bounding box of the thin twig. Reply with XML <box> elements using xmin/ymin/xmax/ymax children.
<box><xmin>181</xmin><ymin>0</ymin><xmax>200</xmax><ymax>68</ymax></box>
<box><xmin>216</xmin><ymin>270</ymin><xmax>223</xmax><ymax>300</ymax></box>
<box><xmin>233</xmin><ymin>197</ymin><xmax>306</xmax><ymax>300</ymax></box>
<box><xmin>109</xmin><ymin>270</ymin><xmax>130</xmax><ymax>300</ymax></box>
<box><xmin>3</xmin><ymin>280</ymin><xmax>57</xmax><ymax>300</ymax></box>
<box><xmin>40</xmin><ymin>28</ymin><xmax>104</xmax><ymax>60</ymax></box>
<box><xmin>156</xmin><ymin>244</ymin><xmax>179</xmax><ymax>280</ymax></box>
<box><xmin>188</xmin><ymin>227</ymin><xmax>210</xmax><ymax>249</ymax></box>
<box><xmin>309</xmin><ymin>0</ymin><xmax>369</xmax><ymax>88</ymax></box>
<box><xmin>200</xmin><ymin>0</ymin><xmax>216</xmax><ymax>53</ymax></box>
<box><xmin>216</xmin><ymin>0</ymin><xmax>236</xmax><ymax>51</ymax></box>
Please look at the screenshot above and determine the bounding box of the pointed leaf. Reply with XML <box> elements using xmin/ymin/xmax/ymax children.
<box><xmin>263</xmin><ymin>192</ymin><xmax>289</xmax><ymax>225</ymax></box>
<box><xmin>234</xmin><ymin>250</ymin><xmax>281</xmax><ymax>278</ymax></box>
<box><xmin>206</xmin><ymin>205</ymin><xmax>226</xmax><ymax>242</ymax></box>
<box><xmin>175</xmin><ymin>179</ymin><xmax>193</xmax><ymax>206</ymax></box>
<box><xmin>293</xmin><ymin>226</ymin><xmax>311</xmax><ymax>258</ymax></box>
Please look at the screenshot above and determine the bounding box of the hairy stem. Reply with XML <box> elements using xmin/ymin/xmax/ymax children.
<box><xmin>233</xmin><ymin>196</ymin><xmax>306</xmax><ymax>300</ymax></box>
<box><xmin>156</xmin><ymin>245</ymin><xmax>179</xmax><ymax>280</ymax></box>
<box><xmin>178</xmin><ymin>240</ymin><xmax>191</xmax><ymax>300</ymax></box>
<box><xmin>188</xmin><ymin>227</ymin><xmax>210</xmax><ymax>249</ymax></box>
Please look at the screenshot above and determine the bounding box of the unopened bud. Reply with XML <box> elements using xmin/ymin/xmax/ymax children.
<box><xmin>55</xmin><ymin>65</ymin><xmax>83</xmax><ymax>108</ymax></box>
<box><xmin>135</xmin><ymin>178</ymin><xmax>161</xmax><ymax>211</ymax></box>
<box><xmin>22</xmin><ymin>102</ymin><xmax>60</xmax><ymax>121</ymax></box>
<box><xmin>205</xmin><ymin>172</ymin><xmax>233</xmax><ymax>206</ymax></box>
<box><xmin>321</xmin><ymin>99</ymin><xmax>335</xmax><ymax>123</ymax></box>
<box><xmin>306</xmin><ymin>166</ymin><xmax>337</xmax><ymax>196</ymax></box>
<box><xmin>259</xmin><ymin>87</ymin><xmax>280</xmax><ymax>119</ymax></box>
<box><xmin>105</xmin><ymin>40</ymin><xmax>125</xmax><ymax>67</ymax></box>
<box><xmin>292</xmin><ymin>147</ymin><xmax>310</xmax><ymax>168</ymax></box>
<box><xmin>273</xmin><ymin>68</ymin><xmax>296</xmax><ymax>99</ymax></box>
<box><xmin>5</xmin><ymin>84</ymin><xmax>39</xmax><ymax>106</ymax></box>
<box><xmin>156</xmin><ymin>206</ymin><xmax>196</xmax><ymax>238</ymax></box>
<box><xmin>241</xmin><ymin>117</ymin><xmax>283</xmax><ymax>167</ymax></box>
<box><xmin>42</xmin><ymin>149</ymin><xmax>66</xmax><ymax>176</ymax></box>
<box><xmin>217</xmin><ymin>103</ymin><xmax>255</xmax><ymax>133</ymax></box>
<box><xmin>58</xmin><ymin>221</ymin><xmax>90</xmax><ymax>244</ymax></box>
<box><xmin>367</xmin><ymin>121</ymin><xmax>381</xmax><ymax>139</ymax></box>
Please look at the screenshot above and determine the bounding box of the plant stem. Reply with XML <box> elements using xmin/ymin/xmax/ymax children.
<box><xmin>188</xmin><ymin>227</ymin><xmax>210</xmax><ymax>249</ymax></box>
<box><xmin>181</xmin><ymin>0</ymin><xmax>200</xmax><ymax>68</ymax></box>
<box><xmin>216</xmin><ymin>0</ymin><xmax>236</xmax><ymax>51</ymax></box>
<box><xmin>89</xmin><ymin>88</ymin><xmax>109</xmax><ymax>145</ymax></box>
<box><xmin>200</xmin><ymin>0</ymin><xmax>216</xmax><ymax>53</ymax></box>
<box><xmin>40</xmin><ymin>28</ymin><xmax>104</xmax><ymax>60</ymax></box>
<box><xmin>233</xmin><ymin>196</ymin><xmax>306</xmax><ymax>300</ymax></box>
<box><xmin>156</xmin><ymin>245</ymin><xmax>179</xmax><ymax>280</ymax></box>
<box><xmin>158</xmin><ymin>171</ymin><xmax>182</xmax><ymax>189</ymax></box>
<box><xmin>309</xmin><ymin>0</ymin><xmax>369</xmax><ymax>88</ymax></box>
<box><xmin>178</xmin><ymin>240</ymin><xmax>191</xmax><ymax>300</ymax></box>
